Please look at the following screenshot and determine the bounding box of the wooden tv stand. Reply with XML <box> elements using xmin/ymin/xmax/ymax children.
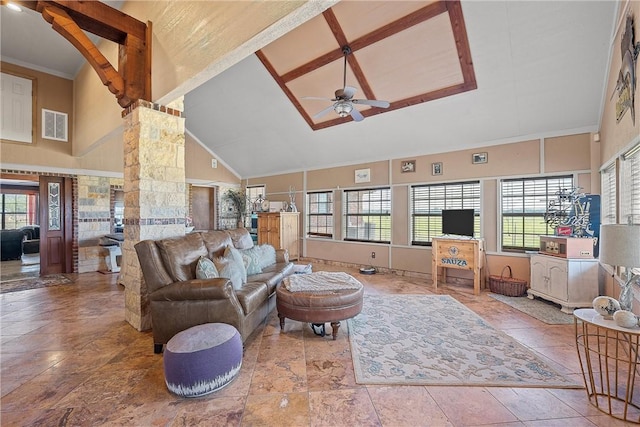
<box><xmin>432</xmin><ymin>237</ymin><xmax>484</xmax><ymax>295</ymax></box>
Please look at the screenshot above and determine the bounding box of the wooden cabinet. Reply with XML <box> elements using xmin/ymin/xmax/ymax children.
<box><xmin>257</xmin><ymin>212</ymin><xmax>300</xmax><ymax>260</ymax></box>
<box><xmin>528</xmin><ymin>254</ymin><xmax>599</xmax><ymax>313</ymax></box>
<box><xmin>432</xmin><ymin>237</ymin><xmax>484</xmax><ymax>295</ymax></box>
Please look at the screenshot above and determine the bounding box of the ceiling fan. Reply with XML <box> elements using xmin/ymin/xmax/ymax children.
<box><xmin>304</xmin><ymin>45</ymin><xmax>390</xmax><ymax>122</ymax></box>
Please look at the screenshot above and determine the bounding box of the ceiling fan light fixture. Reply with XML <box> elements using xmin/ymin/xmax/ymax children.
<box><xmin>334</xmin><ymin>101</ymin><xmax>353</xmax><ymax>117</ymax></box>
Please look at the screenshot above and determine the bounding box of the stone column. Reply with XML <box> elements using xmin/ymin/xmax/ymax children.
<box><xmin>120</xmin><ymin>100</ymin><xmax>186</xmax><ymax>331</ymax></box>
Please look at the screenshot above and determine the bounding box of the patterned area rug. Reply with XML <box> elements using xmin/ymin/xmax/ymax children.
<box><xmin>488</xmin><ymin>293</ymin><xmax>574</xmax><ymax>325</ymax></box>
<box><xmin>0</xmin><ymin>274</ymin><xmax>73</xmax><ymax>294</ymax></box>
<box><xmin>348</xmin><ymin>294</ymin><xmax>581</xmax><ymax>388</ymax></box>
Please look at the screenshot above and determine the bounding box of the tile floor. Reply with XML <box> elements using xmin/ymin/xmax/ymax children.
<box><xmin>0</xmin><ymin>263</ymin><xmax>636</xmax><ymax>426</ymax></box>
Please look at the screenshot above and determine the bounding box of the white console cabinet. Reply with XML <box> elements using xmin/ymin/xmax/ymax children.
<box><xmin>528</xmin><ymin>254</ymin><xmax>599</xmax><ymax>314</ymax></box>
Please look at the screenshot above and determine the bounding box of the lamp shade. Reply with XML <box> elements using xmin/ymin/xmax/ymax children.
<box><xmin>599</xmin><ymin>224</ymin><xmax>640</xmax><ymax>267</ymax></box>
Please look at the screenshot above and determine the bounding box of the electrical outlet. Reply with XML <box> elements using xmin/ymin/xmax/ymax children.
<box><xmin>211</xmin><ymin>159</ymin><xmax>218</xmax><ymax>168</ymax></box>
<box><xmin>371</xmin><ymin>252</ymin><xmax>376</xmax><ymax>259</ymax></box>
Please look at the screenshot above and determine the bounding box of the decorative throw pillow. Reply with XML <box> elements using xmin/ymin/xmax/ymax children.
<box><xmin>258</xmin><ymin>244</ymin><xmax>276</xmax><ymax>269</ymax></box>
<box><xmin>195</xmin><ymin>256</ymin><xmax>219</xmax><ymax>279</ymax></box>
<box><xmin>240</xmin><ymin>246</ymin><xmax>264</xmax><ymax>275</ymax></box>
<box><xmin>213</xmin><ymin>256</ymin><xmax>245</xmax><ymax>290</ymax></box>
<box><xmin>224</xmin><ymin>245</ymin><xmax>247</xmax><ymax>283</ymax></box>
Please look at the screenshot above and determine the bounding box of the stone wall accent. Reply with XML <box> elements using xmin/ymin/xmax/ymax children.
<box><xmin>121</xmin><ymin>101</ymin><xmax>186</xmax><ymax>331</ymax></box>
<box><xmin>76</xmin><ymin>176</ymin><xmax>124</xmax><ymax>273</ymax></box>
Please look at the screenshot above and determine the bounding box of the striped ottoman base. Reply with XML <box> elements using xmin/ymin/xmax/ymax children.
<box><xmin>163</xmin><ymin>323</ymin><xmax>243</xmax><ymax>397</ymax></box>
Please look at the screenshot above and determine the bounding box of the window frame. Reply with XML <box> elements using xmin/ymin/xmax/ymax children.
<box><xmin>500</xmin><ymin>175</ymin><xmax>573</xmax><ymax>252</ymax></box>
<box><xmin>620</xmin><ymin>143</ymin><xmax>640</xmax><ymax>225</ymax></box>
<box><xmin>307</xmin><ymin>190</ymin><xmax>334</xmax><ymax>238</ymax></box>
<box><xmin>343</xmin><ymin>187</ymin><xmax>391</xmax><ymax>244</ymax></box>
<box><xmin>410</xmin><ymin>180</ymin><xmax>481</xmax><ymax>246</ymax></box>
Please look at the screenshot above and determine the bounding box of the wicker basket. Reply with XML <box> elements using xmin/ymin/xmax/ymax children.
<box><xmin>489</xmin><ymin>266</ymin><xmax>528</xmax><ymax>297</ymax></box>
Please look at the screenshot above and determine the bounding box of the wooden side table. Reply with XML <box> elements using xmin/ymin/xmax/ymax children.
<box><xmin>574</xmin><ymin>308</ymin><xmax>640</xmax><ymax>423</ymax></box>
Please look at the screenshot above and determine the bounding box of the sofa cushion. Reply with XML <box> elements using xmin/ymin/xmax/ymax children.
<box><xmin>248</xmin><ymin>262</ymin><xmax>294</xmax><ymax>295</ymax></box>
<box><xmin>156</xmin><ymin>233</ymin><xmax>207</xmax><ymax>282</ymax></box>
<box><xmin>258</xmin><ymin>245</ymin><xmax>276</xmax><ymax>269</ymax></box>
<box><xmin>224</xmin><ymin>245</ymin><xmax>247</xmax><ymax>282</ymax></box>
<box><xmin>213</xmin><ymin>255</ymin><xmax>245</xmax><ymax>290</ymax></box>
<box><xmin>196</xmin><ymin>256</ymin><xmax>219</xmax><ymax>280</ymax></box>
<box><xmin>235</xmin><ymin>282</ymin><xmax>269</xmax><ymax>315</ymax></box>
<box><xmin>225</xmin><ymin>228</ymin><xmax>254</xmax><ymax>250</ymax></box>
<box><xmin>201</xmin><ymin>230</ymin><xmax>234</xmax><ymax>259</ymax></box>
<box><xmin>240</xmin><ymin>246</ymin><xmax>265</xmax><ymax>275</ymax></box>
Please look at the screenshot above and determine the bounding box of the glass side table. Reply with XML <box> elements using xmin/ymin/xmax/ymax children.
<box><xmin>574</xmin><ymin>308</ymin><xmax>640</xmax><ymax>423</ymax></box>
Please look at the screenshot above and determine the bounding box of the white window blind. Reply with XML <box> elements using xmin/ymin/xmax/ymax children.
<box><xmin>621</xmin><ymin>143</ymin><xmax>640</xmax><ymax>225</ymax></box>
<box><xmin>600</xmin><ymin>162</ymin><xmax>617</xmax><ymax>225</ymax></box>
<box><xmin>410</xmin><ymin>181</ymin><xmax>480</xmax><ymax>245</ymax></box>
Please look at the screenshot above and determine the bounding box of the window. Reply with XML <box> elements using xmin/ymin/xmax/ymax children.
<box><xmin>344</xmin><ymin>188</ymin><xmax>391</xmax><ymax>243</ymax></box>
<box><xmin>307</xmin><ymin>191</ymin><xmax>333</xmax><ymax>238</ymax></box>
<box><xmin>1</xmin><ymin>193</ymin><xmax>37</xmax><ymax>229</ymax></box>
<box><xmin>246</xmin><ymin>185</ymin><xmax>265</xmax><ymax>213</ymax></box>
<box><xmin>411</xmin><ymin>181</ymin><xmax>480</xmax><ymax>245</ymax></box>
<box><xmin>621</xmin><ymin>143</ymin><xmax>640</xmax><ymax>225</ymax></box>
<box><xmin>600</xmin><ymin>162</ymin><xmax>616</xmax><ymax>225</ymax></box>
<box><xmin>501</xmin><ymin>175</ymin><xmax>573</xmax><ymax>252</ymax></box>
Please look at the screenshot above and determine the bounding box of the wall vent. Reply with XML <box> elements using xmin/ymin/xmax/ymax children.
<box><xmin>42</xmin><ymin>109</ymin><xmax>68</xmax><ymax>141</ymax></box>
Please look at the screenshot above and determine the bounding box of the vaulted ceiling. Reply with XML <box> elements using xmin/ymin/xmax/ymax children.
<box><xmin>1</xmin><ymin>1</ymin><xmax>618</xmax><ymax>179</ymax></box>
<box><xmin>256</xmin><ymin>1</ymin><xmax>476</xmax><ymax>129</ymax></box>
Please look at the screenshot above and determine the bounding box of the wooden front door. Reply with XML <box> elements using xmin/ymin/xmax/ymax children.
<box><xmin>39</xmin><ymin>176</ymin><xmax>73</xmax><ymax>275</ymax></box>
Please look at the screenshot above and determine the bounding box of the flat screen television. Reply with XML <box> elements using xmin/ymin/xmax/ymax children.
<box><xmin>442</xmin><ymin>209</ymin><xmax>475</xmax><ymax>237</ymax></box>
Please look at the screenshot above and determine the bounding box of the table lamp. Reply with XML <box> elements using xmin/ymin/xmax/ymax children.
<box><xmin>599</xmin><ymin>224</ymin><xmax>640</xmax><ymax>311</ymax></box>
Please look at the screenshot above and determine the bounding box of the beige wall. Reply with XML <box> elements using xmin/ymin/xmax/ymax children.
<box><xmin>1</xmin><ymin>62</ymin><xmax>74</xmax><ymax>168</ymax></box>
<box><xmin>251</xmin><ymin>134</ymin><xmax>594</xmax><ymax>286</ymax></box>
<box><xmin>185</xmin><ymin>133</ymin><xmax>239</xmax><ymax>184</ymax></box>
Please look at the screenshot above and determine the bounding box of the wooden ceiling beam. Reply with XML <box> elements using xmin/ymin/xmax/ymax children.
<box><xmin>4</xmin><ymin>0</ymin><xmax>151</xmax><ymax>108</ymax></box>
<box><xmin>41</xmin><ymin>5</ymin><xmax>124</xmax><ymax>98</ymax></box>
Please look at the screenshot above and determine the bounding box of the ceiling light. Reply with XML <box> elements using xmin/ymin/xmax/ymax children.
<box><xmin>334</xmin><ymin>101</ymin><xmax>353</xmax><ymax>118</ymax></box>
<box><xmin>6</xmin><ymin>3</ymin><xmax>23</xmax><ymax>12</ymax></box>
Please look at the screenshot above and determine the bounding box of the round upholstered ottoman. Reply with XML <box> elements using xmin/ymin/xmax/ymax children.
<box><xmin>277</xmin><ymin>271</ymin><xmax>364</xmax><ymax>340</ymax></box>
<box><xmin>163</xmin><ymin>323</ymin><xmax>242</xmax><ymax>397</ymax></box>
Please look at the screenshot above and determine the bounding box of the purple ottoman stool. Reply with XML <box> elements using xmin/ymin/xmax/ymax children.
<box><xmin>163</xmin><ymin>323</ymin><xmax>242</xmax><ymax>397</ymax></box>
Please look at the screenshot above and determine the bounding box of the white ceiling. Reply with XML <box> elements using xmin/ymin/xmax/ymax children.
<box><xmin>1</xmin><ymin>1</ymin><xmax>618</xmax><ymax>179</ymax></box>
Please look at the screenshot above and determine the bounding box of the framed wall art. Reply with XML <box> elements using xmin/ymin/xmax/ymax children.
<box><xmin>432</xmin><ymin>162</ymin><xmax>442</xmax><ymax>176</ymax></box>
<box><xmin>472</xmin><ymin>152</ymin><xmax>488</xmax><ymax>164</ymax></box>
<box><xmin>401</xmin><ymin>160</ymin><xmax>416</xmax><ymax>173</ymax></box>
<box><xmin>355</xmin><ymin>168</ymin><xmax>371</xmax><ymax>183</ymax></box>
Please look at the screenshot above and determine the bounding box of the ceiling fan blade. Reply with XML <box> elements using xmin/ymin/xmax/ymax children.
<box><xmin>352</xmin><ymin>99</ymin><xmax>390</xmax><ymax>108</ymax></box>
<box><xmin>302</xmin><ymin>96</ymin><xmax>333</xmax><ymax>101</ymax></box>
<box><xmin>350</xmin><ymin>108</ymin><xmax>364</xmax><ymax>122</ymax></box>
<box><xmin>313</xmin><ymin>104</ymin><xmax>336</xmax><ymax>119</ymax></box>
<box><xmin>342</xmin><ymin>86</ymin><xmax>357</xmax><ymax>99</ymax></box>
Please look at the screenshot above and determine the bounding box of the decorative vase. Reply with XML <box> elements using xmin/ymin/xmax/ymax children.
<box><xmin>613</xmin><ymin>310</ymin><xmax>639</xmax><ymax>328</ymax></box>
<box><xmin>592</xmin><ymin>296</ymin><xmax>621</xmax><ymax>319</ymax></box>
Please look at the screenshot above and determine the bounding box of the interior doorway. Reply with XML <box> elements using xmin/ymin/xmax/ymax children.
<box><xmin>191</xmin><ymin>186</ymin><xmax>216</xmax><ymax>231</ymax></box>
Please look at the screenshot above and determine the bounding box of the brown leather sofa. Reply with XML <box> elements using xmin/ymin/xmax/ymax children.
<box><xmin>135</xmin><ymin>228</ymin><xmax>294</xmax><ymax>353</ymax></box>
